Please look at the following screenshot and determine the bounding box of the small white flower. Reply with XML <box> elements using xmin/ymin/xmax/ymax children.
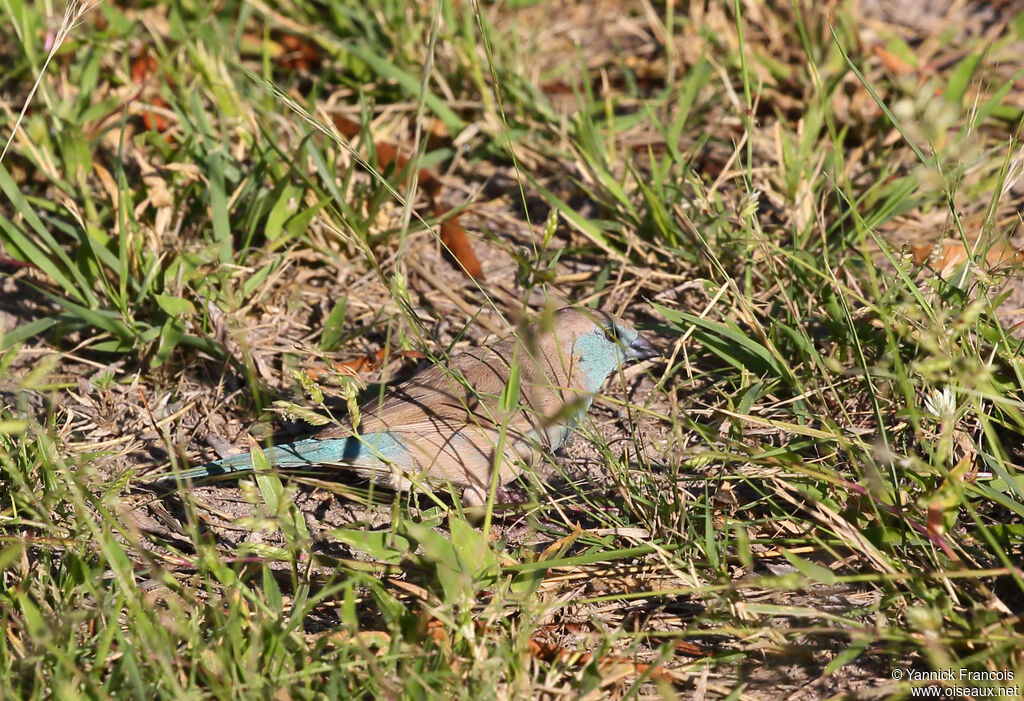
<box><xmin>923</xmin><ymin>387</ymin><xmax>956</xmax><ymax>421</ymax></box>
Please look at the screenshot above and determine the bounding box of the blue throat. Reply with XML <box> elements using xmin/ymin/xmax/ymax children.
<box><xmin>572</xmin><ymin>330</ymin><xmax>623</xmax><ymax>394</ymax></box>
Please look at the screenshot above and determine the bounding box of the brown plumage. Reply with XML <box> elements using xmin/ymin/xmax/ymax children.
<box><xmin>158</xmin><ymin>307</ymin><xmax>660</xmax><ymax>504</ymax></box>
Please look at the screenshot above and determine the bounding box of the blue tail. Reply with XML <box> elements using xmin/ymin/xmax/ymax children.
<box><xmin>151</xmin><ymin>433</ymin><xmax>409</xmax><ymax>488</ymax></box>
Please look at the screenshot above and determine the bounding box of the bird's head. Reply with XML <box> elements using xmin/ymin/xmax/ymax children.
<box><xmin>539</xmin><ymin>307</ymin><xmax>661</xmax><ymax>394</ymax></box>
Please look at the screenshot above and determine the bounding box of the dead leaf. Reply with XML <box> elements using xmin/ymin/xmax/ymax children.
<box><xmin>141</xmin><ymin>96</ymin><xmax>172</xmax><ymax>134</ymax></box>
<box><xmin>871</xmin><ymin>44</ymin><xmax>917</xmax><ymax>76</ymax></box>
<box><xmin>131</xmin><ymin>49</ymin><xmax>174</xmax><ymax>137</ymax></box>
<box><xmin>331</xmin><ymin>114</ymin><xmax>485</xmax><ymax>280</ymax></box>
<box><xmin>131</xmin><ymin>51</ymin><xmax>158</xmax><ymax>85</ymax></box>
<box><xmin>328</xmin><ymin>348</ymin><xmax>425</xmax><ymax>377</ymax></box>
<box><xmin>277</xmin><ymin>34</ymin><xmax>322</xmax><ymax>72</ymax></box>
<box><xmin>435</xmin><ymin>204</ymin><xmax>483</xmax><ymax>280</ymax></box>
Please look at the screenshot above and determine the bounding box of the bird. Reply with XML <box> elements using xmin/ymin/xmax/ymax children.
<box><xmin>153</xmin><ymin>307</ymin><xmax>660</xmax><ymax>505</ymax></box>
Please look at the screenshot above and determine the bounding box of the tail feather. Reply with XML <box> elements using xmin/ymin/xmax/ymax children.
<box><xmin>150</xmin><ymin>435</ymin><xmax>400</xmax><ymax>488</ymax></box>
<box><xmin>150</xmin><ymin>450</ymin><xmax>259</xmax><ymax>487</ymax></box>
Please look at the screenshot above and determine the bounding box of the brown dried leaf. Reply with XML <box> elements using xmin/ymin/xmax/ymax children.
<box><xmin>436</xmin><ymin>204</ymin><xmax>484</xmax><ymax>280</ymax></box>
<box><xmin>277</xmin><ymin>34</ymin><xmax>322</xmax><ymax>72</ymax></box>
<box><xmin>870</xmin><ymin>44</ymin><xmax>917</xmax><ymax>76</ymax></box>
<box><xmin>331</xmin><ymin>114</ymin><xmax>484</xmax><ymax>279</ymax></box>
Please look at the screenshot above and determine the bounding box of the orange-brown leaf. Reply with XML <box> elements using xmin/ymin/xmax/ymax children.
<box><xmin>141</xmin><ymin>96</ymin><xmax>172</xmax><ymax>134</ymax></box>
<box><xmin>871</xmin><ymin>44</ymin><xmax>916</xmax><ymax>76</ymax></box>
<box><xmin>277</xmin><ymin>34</ymin><xmax>322</xmax><ymax>72</ymax></box>
<box><xmin>435</xmin><ymin>204</ymin><xmax>483</xmax><ymax>279</ymax></box>
<box><xmin>330</xmin><ymin>113</ymin><xmax>483</xmax><ymax>279</ymax></box>
<box><xmin>131</xmin><ymin>51</ymin><xmax>158</xmax><ymax>85</ymax></box>
<box><xmin>332</xmin><ymin>348</ymin><xmax>425</xmax><ymax>376</ymax></box>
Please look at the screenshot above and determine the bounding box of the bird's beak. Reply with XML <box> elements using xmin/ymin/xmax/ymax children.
<box><xmin>626</xmin><ymin>333</ymin><xmax>661</xmax><ymax>361</ymax></box>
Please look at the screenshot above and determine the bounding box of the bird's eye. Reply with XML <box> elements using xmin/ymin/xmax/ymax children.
<box><xmin>603</xmin><ymin>324</ymin><xmax>619</xmax><ymax>343</ymax></box>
